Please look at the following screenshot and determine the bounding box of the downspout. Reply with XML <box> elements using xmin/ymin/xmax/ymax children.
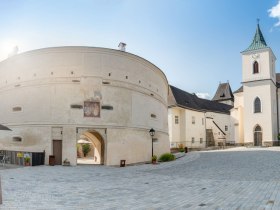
<box><xmin>277</xmin><ymin>87</ymin><xmax>279</xmax><ymax>144</ymax></box>
<box><xmin>204</xmin><ymin>112</ymin><xmax>207</xmax><ymax>147</ymax></box>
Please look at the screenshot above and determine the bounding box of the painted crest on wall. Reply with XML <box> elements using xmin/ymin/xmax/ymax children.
<box><xmin>84</xmin><ymin>101</ymin><xmax>100</xmax><ymax>118</ymax></box>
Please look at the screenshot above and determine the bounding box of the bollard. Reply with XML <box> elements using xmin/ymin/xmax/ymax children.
<box><xmin>120</xmin><ymin>160</ymin><xmax>126</xmax><ymax>167</ymax></box>
<box><xmin>49</xmin><ymin>155</ymin><xmax>55</xmax><ymax>166</ymax></box>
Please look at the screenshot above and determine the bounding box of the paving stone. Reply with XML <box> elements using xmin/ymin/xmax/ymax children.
<box><xmin>1</xmin><ymin>148</ymin><xmax>280</xmax><ymax>209</ymax></box>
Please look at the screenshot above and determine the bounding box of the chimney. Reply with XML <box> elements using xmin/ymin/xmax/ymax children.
<box><xmin>118</xmin><ymin>42</ymin><xmax>126</xmax><ymax>52</ymax></box>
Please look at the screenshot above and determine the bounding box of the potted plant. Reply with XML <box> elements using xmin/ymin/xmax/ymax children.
<box><xmin>152</xmin><ymin>155</ymin><xmax>157</xmax><ymax>164</ymax></box>
<box><xmin>24</xmin><ymin>156</ymin><xmax>31</xmax><ymax>166</ymax></box>
<box><xmin>63</xmin><ymin>158</ymin><xmax>70</xmax><ymax>166</ymax></box>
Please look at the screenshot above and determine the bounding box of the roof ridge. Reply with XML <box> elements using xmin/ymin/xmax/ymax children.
<box><xmin>169</xmin><ymin>85</ymin><xmax>233</xmax><ymax>114</ymax></box>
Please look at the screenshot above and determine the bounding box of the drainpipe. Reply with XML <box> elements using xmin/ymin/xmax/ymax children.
<box><xmin>277</xmin><ymin>87</ymin><xmax>279</xmax><ymax>144</ymax></box>
<box><xmin>204</xmin><ymin>112</ymin><xmax>207</xmax><ymax>147</ymax></box>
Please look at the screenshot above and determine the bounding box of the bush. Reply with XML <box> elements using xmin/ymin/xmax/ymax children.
<box><xmin>159</xmin><ymin>153</ymin><xmax>175</xmax><ymax>162</ymax></box>
<box><xmin>82</xmin><ymin>144</ymin><xmax>91</xmax><ymax>157</ymax></box>
<box><xmin>152</xmin><ymin>155</ymin><xmax>157</xmax><ymax>161</ymax></box>
<box><xmin>178</xmin><ymin>148</ymin><xmax>185</xmax><ymax>153</ymax></box>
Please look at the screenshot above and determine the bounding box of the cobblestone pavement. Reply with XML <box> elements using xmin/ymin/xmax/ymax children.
<box><xmin>2</xmin><ymin>147</ymin><xmax>280</xmax><ymax>209</ymax></box>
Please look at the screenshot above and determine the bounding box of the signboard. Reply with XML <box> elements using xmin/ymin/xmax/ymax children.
<box><xmin>17</xmin><ymin>152</ymin><xmax>23</xmax><ymax>158</ymax></box>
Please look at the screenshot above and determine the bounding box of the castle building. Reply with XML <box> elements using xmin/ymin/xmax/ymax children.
<box><xmin>0</xmin><ymin>46</ymin><xmax>170</xmax><ymax>166</ymax></box>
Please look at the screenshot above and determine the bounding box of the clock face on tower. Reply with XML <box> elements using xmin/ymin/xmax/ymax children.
<box><xmin>252</xmin><ymin>54</ymin><xmax>260</xmax><ymax>59</ymax></box>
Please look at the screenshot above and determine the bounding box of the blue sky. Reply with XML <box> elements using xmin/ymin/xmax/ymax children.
<box><xmin>0</xmin><ymin>0</ymin><xmax>280</xmax><ymax>98</ymax></box>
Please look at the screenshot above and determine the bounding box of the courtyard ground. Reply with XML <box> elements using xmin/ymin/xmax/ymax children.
<box><xmin>1</xmin><ymin>147</ymin><xmax>280</xmax><ymax>209</ymax></box>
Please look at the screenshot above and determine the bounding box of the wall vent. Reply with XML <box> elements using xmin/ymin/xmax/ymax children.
<box><xmin>72</xmin><ymin>79</ymin><xmax>80</xmax><ymax>83</ymax></box>
<box><xmin>12</xmin><ymin>106</ymin><xmax>22</xmax><ymax>112</ymax></box>
<box><xmin>13</xmin><ymin>137</ymin><xmax>22</xmax><ymax>142</ymax></box>
<box><xmin>151</xmin><ymin>114</ymin><xmax>157</xmax><ymax>118</ymax></box>
<box><xmin>102</xmin><ymin>105</ymin><xmax>113</xmax><ymax>110</ymax></box>
<box><xmin>70</xmin><ymin>104</ymin><xmax>83</xmax><ymax>109</ymax></box>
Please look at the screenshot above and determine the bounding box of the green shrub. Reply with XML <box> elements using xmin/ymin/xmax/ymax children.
<box><xmin>152</xmin><ymin>155</ymin><xmax>157</xmax><ymax>161</ymax></box>
<box><xmin>178</xmin><ymin>148</ymin><xmax>185</xmax><ymax>153</ymax></box>
<box><xmin>82</xmin><ymin>144</ymin><xmax>91</xmax><ymax>157</ymax></box>
<box><xmin>159</xmin><ymin>153</ymin><xmax>175</xmax><ymax>162</ymax></box>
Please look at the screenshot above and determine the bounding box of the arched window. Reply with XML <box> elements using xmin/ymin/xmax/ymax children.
<box><xmin>253</xmin><ymin>61</ymin><xmax>259</xmax><ymax>74</ymax></box>
<box><xmin>254</xmin><ymin>125</ymin><xmax>261</xmax><ymax>132</ymax></box>
<box><xmin>254</xmin><ymin>97</ymin><xmax>261</xmax><ymax>113</ymax></box>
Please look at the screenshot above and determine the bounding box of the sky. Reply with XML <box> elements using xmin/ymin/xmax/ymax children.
<box><xmin>0</xmin><ymin>0</ymin><xmax>280</xmax><ymax>99</ymax></box>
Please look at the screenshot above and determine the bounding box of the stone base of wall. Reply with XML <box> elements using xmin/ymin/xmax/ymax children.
<box><xmin>233</xmin><ymin>143</ymin><xmax>244</xmax><ymax>146</ymax></box>
<box><xmin>263</xmin><ymin>141</ymin><xmax>279</xmax><ymax>146</ymax></box>
<box><xmin>244</xmin><ymin>142</ymin><xmax>254</xmax><ymax>147</ymax></box>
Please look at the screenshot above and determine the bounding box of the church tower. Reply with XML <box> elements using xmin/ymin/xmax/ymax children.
<box><xmin>242</xmin><ymin>22</ymin><xmax>277</xmax><ymax>146</ymax></box>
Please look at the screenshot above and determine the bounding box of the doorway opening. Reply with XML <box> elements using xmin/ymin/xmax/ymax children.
<box><xmin>53</xmin><ymin>140</ymin><xmax>62</xmax><ymax>165</ymax></box>
<box><xmin>77</xmin><ymin>130</ymin><xmax>105</xmax><ymax>165</ymax></box>
<box><xmin>254</xmin><ymin>125</ymin><xmax>262</xmax><ymax>146</ymax></box>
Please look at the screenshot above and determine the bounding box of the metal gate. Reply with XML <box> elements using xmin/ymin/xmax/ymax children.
<box><xmin>32</xmin><ymin>152</ymin><xmax>45</xmax><ymax>166</ymax></box>
<box><xmin>0</xmin><ymin>150</ymin><xmax>45</xmax><ymax>166</ymax></box>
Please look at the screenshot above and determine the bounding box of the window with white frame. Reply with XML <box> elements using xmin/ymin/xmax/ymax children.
<box><xmin>175</xmin><ymin>116</ymin><xmax>179</xmax><ymax>124</ymax></box>
<box><xmin>192</xmin><ymin>116</ymin><xmax>195</xmax><ymax>124</ymax></box>
<box><xmin>254</xmin><ymin>97</ymin><xmax>261</xmax><ymax>113</ymax></box>
<box><xmin>192</xmin><ymin>137</ymin><xmax>195</xmax><ymax>143</ymax></box>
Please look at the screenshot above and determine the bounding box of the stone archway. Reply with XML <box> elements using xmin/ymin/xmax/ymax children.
<box><xmin>77</xmin><ymin>130</ymin><xmax>105</xmax><ymax>165</ymax></box>
<box><xmin>254</xmin><ymin>125</ymin><xmax>262</xmax><ymax>146</ymax></box>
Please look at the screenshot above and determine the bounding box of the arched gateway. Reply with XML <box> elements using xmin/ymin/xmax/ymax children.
<box><xmin>254</xmin><ymin>125</ymin><xmax>262</xmax><ymax>146</ymax></box>
<box><xmin>77</xmin><ymin>129</ymin><xmax>106</xmax><ymax>165</ymax></box>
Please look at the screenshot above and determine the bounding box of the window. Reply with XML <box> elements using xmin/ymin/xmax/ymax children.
<box><xmin>13</xmin><ymin>137</ymin><xmax>22</xmax><ymax>142</ymax></box>
<box><xmin>200</xmin><ymin>138</ymin><xmax>203</xmax><ymax>144</ymax></box>
<box><xmin>254</xmin><ymin>97</ymin><xmax>261</xmax><ymax>113</ymax></box>
<box><xmin>175</xmin><ymin>116</ymin><xmax>179</xmax><ymax>124</ymax></box>
<box><xmin>151</xmin><ymin>114</ymin><xmax>157</xmax><ymax>119</ymax></box>
<box><xmin>12</xmin><ymin>106</ymin><xmax>22</xmax><ymax>112</ymax></box>
<box><xmin>202</xmin><ymin>118</ymin><xmax>204</xmax><ymax>125</ymax></box>
<box><xmin>70</xmin><ymin>104</ymin><xmax>83</xmax><ymax>109</ymax></box>
<box><xmin>102</xmin><ymin>105</ymin><xmax>113</xmax><ymax>110</ymax></box>
<box><xmin>253</xmin><ymin>61</ymin><xmax>259</xmax><ymax>74</ymax></box>
<box><xmin>192</xmin><ymin>137</ymin><xmax>195</xmax><ymax>143</ymax></box>
<box><xmin>225</xmin><ymin>126</ymin><xmax>228</xmax><ymax>131</ymax></box>
<box><xmin>192</xmin><ymin>116</ymin><xmax>195</xmax><ymax>124</ymax></box>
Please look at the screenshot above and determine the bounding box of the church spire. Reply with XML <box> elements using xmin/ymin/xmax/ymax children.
<box><xmin>243</xmin><ymin>21</ymin><xmax>268</xmax><ymax>52</ymax></box>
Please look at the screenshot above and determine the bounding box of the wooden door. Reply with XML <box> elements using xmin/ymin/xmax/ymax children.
<box><xmin>53</xmin><ymin>140</ymin><xmax>62</xmax><ymax>165</ymax></box>
<box><xmin>254</xmin><ymin>132</ymin><xmax>262</xmax><ymax>146</ymax></box>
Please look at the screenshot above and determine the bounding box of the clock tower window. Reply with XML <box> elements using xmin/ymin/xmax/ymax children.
<box><xmin>253</xmin><ymin>61</ymin><xmax>259</xmax><ymax>74</ymax></box>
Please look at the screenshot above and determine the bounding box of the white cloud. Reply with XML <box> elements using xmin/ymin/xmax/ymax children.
<box><xmin>196</xmin><ymin>93</ymin><xmax>211</xmax><ymax>100</ymax></box>
<box><xmin>268</xmin><ymin>0</ymin><xmax>280</xmax><ymax>27</ymax></box>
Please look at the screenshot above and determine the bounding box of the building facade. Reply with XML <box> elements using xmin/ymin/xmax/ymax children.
<box><xmin>232</xmin><ymin>23</ymin><xmax>279</xmax><ymax>146</ymax></box>
<box><xmin>168</xmin><ymin>85</ymin><xmax>232</xmax><ymax>149</ymax></box>
<box><xmin>168</xmin><ymin>23</ymin><xmax>280</xmax><ymax>148</ymax></box>
<box><xmin>0</xmin><ymin>46</ymin><xmax>170</xmax><ymax>166</ymax></box>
